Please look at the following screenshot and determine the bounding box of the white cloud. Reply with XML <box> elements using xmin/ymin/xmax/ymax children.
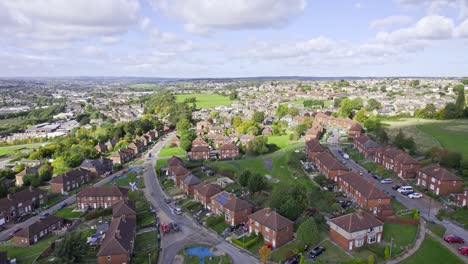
<box><xmin>0</xmin><ymin>0</ymin><xmax>140</xmax><ymax>45</ymax></box>
<box><xmin>397</xmin><ymin>0</ymin><xmax>467</xmax><ymax>17</ymax></box>
<box><xmin>100</xmin><ymin>36</ymin><xmax>121</xmax><ymax>45</ymax></box>
<box><xmin>152</xmin><ymin>0</ymin><xmax>307</xmax><ymax>34</ymax></box>
<box><xmin>370</xmin><ymin>15</ymin><xmax>413</xmax><ymax>30</ymax></box>
<box><xmin>82</xmin><ymin>46</ymin><xmax>106</xmax><ymax>58</ymax></box>
<box><xmin>456</xmin><ymin>18</ymin><xmax>468</xmax><ymax>37</ymax></box>
<box><xmin>355</xmin><ymin>3</ymin><xmax>362</xmax><ymax>9</ymax></box>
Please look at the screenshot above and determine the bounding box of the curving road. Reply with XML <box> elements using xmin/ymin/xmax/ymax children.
<box><xmin>141</xmin><ymin>132</ymin><xmax>259</xmax><ymax>264</ymax></box>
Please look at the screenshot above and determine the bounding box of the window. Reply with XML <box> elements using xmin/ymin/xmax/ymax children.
<box><xmin>265</xmin><ymin>235</ymin><xmax>270</xmax><ymax>242</ymax></box>
<box><xmin>265</xmin><ymin>227</ymin><xmax>270</xmax><ymax>232</ymax></box>
<box><xmin>355</xmin><ymin>239</ymin><xmax>364</xmax><ymax>247</ymax></box>
<box><xmin>107</xmin><ymin>256</ymin><xmax>111</xmax><ymax>261</ymax></box>
<box><xmin>368</xmin><ymin>235</ymin><xmax>376</xmax><ymax>243</ymax></box>
<box><xmin>225</xmin><ymin>213</ymin><xmax>230</xmax><ymax>221</ymax></box>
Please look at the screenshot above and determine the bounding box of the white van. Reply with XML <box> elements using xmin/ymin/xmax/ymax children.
<box><xmin>174</xmin><ymin>207</ymin><xmax>183</xmax><ymax>215</ymax></box>
<box><xmin>397</xmin><ymin>186</ymin><xmax>413</xmax><ymax>193</ymax></box>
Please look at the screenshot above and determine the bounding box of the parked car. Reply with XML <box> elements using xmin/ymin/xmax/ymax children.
<box><xmin>174</xmin><ymin>207</ymin><xmax>182</xmax><ymax>215</ymax></box>
<box><xmin>161</xmin><ymin>224</ymin><xmax>170</xmax><ymax>233</ymax></box>
<box><xmin>341</xmin><ymin>160</ymin><xmax>347</xmax><ymax>164</ymax></box>
<box><xmin>60</xmin><ymin>202</ymin><xmax>68</xmax><ymax>209</ymax></box>
<box><xmin>284</xmin><ymin>254</ymin><xmax>301</xmax><ymax>264</ymax></box>
<box><xmin>309</xmin><ymin>246</ymin><xmax>326</xmax><ymax>259</ymax></box>
<box><xmin>408</xmin><ymin>193</ymin><xmax>423</xmax><ymax>199</ymax></box>
<box><xmin>444</xmin><ymin>235</ymin><xmax>465</xmax><ymax>244</ymax></box>
<box><xmin>372</xmin><ymin>173</ymin><xmax>382</xmax><ymax>180</ymax></box>
<box><xmin>458</xmin><ymin>246</ymin><xmax>468</xmax><ymax>255</ymax></box>
<box><xmin>164</xmin><ymin>198</ymin><xmax>172</xmax><ymax>204</ymax></box>
<box><xmin>170</xmin><ymin>222</ymin><xmax>180</xmax><ymax>232</ymax></box>
<box><xmin>381</xmin><ymin>178</ymin><xmax>393</xmax><ymax>184</ymax></box>
<box><xmin>41</xmin><ymin>211</ymin><xmax>50</xmax><ymax>217</ymax></box>
<box><xmin>397</xmin><ymin>186</ymin><xmax>414</xmax><ymax>194</ymax></box>
<box><xmin>222</xmin><ymin>226</ymin><xmax>236</xmax><ymax>236</ymax></box>
<box><xmin>392</xmin><ymin>184</ymin><xmax>401</xmax><ymax>190</ymax></box>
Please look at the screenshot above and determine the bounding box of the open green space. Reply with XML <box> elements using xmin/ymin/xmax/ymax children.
<box><xmin>53</xmin><ymin>206</ymin><xmax>82</xmax><ymax>218</ymax></box>
<box><xmin>267</xmin><ymin>135</ymin><xmax>291</xmax><ymax>149</ymax></box>
<box><xmin>159</xmin><ymin>143</ymin><xmax>186</xmax><ymax>157</ymax></box>
<box><xmin>0</xmin><ymin>235</ymin><xmax>58</xmax><ymax>264</ymax></box>
<box><xmin>400</xmin><ymin>236</ymin><xmax>464</xmax><ymax>264</ymax></box>
<box><xmin>448</xmin><ymin>208</ymin><xmax>468</xmax><ymax>228</ymax></box>
<box><xmin>313</xmin><ymin>239</ymin><xmax>350</xmax><ymax>263</ymax></box>
<box><xmin>383</xmin><ymin>223</ymin><xmax>418</xmax><ymax>250</ymax></box>
<box><xmin>129</xmin><ymin>190</ymin><xmax>154</xmax><ymax>228</ymax></box>
<box><xmin>175</xmin><ymin>94</ymin><xmax>233</xmax><ymax>109</ymax></box>
<box><xmin>270</xmin><ymin>240</ymin><xmax>304</xmax><ymax>263</ymax></box>
<box><xmin>106</xmin><ymin>169</ymin><xmax>145</xmax><ymax>189</ymax></box>
<box><xmin>133</xmin><ymin>231</ymin><xmax>158</xmax><ymax>264</ymax></box>
<box><xmin>0</xmin><ymin>142</ymin><xmax>44</xmax><ymax>157</ymax></box>
<box><xmin>427</xmin><ymin>222</ymin><xmax>446</xmax><ymax>238</ymax></box>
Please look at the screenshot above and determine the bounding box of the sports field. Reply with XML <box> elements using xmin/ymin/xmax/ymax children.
<box><xmin>383</xmin><ymin>118</ymin><xmax>468</xmax><ymax>157</ymax></box>
<box><xmin>0</xmin><ymin>143</ymin><xmax>44</xmax><ymax>157</ymax></box>
<box><xmin>175</xmin><ymin>94</ymin><xmax>233</xmax><ymax>109</ymax></box>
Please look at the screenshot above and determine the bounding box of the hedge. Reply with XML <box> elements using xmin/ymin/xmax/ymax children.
<box><xmin>232</xmin><ymin>234</ymin><xmax>259</xmax><ymax>249</ymax></box>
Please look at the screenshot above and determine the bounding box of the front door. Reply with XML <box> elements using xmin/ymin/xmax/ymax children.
<box><xmin>349</xmin><ymin>241</ymin><xmax>353</xmax><ymax>250</ymax></box>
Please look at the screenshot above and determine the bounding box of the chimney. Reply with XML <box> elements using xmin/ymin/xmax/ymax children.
<box><xmin>115</xmin><ymin>229</ymin><xmax>121</xmax><ymax>239</ymax></box>
<box><xmin>356</xmin><ymin>210</ymin><xmax>364</xmax><ymax>219</ymax></box>
<box><xmin>265</xmin><ymin>208</ymin><xmax>272</xmax><ymax>215</ymax></box>
<box><xmin>7</xmin><ymin>194</ymin><xmax>12</xmax><ymax>200</ymax></box>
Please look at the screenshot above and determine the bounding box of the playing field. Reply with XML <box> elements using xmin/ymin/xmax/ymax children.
<box><xmin>383</xmin><ymin>118</ymin><xmax>468</xmax><ymax>157</ymax></box>
<box><xmin>175</xmin><ymin>94</ymin><xmax>233</xmax><ymax>109</ymax></box>
<box><xmin>0</xmin><ymin>143</ymin><xmax>44</xmax><ymax>157</ymax></box>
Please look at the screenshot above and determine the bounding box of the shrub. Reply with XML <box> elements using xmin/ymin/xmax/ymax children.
<box><xmin>84</xmin><ymin>208</ymin><xmax>112</xmax><ymax>220</ymax></box>
<box><xmin>231</xmin><ymin>234</ymin><xmax>259</xmax><ymax>249</ymax></box>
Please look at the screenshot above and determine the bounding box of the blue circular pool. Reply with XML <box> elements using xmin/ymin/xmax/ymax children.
<box><xmin>184</xmin><ymin>246</ymin><xmax>215</xmax><ymax>264</ymax></box>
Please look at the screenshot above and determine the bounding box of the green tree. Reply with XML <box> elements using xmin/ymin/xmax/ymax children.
<box><xmin>412</xmin><ymin>208</ymin><xmax>420</xmax><ymax>220</ymax></box>
<box><xmin>276</xmin><ymin>105</ymin><xmax>289</xmax><ymax>118</ymax></box>
<box><xmin>354</xmin><ymin>109</ymin><xmax>367</xmax><ymax>123</ymax></box>
<box><xmin>455</xmin><ymin>86</ymin><xmax>466</xmax><ymax>117</ymax></box>
<box><xmin>252</xmin><ymin>111</ymin><xmax>265</xmax><ymax>123</ymax></box>
<box><xmin>461</xmin><ymin>78</ymin><xmax>468</xmax><ymax>85</ymax></box>
<box><xmin>443</xmin><ymin>103</ymin><xmax>459</xmax><ymax>119</ymax></box>
<box><xmin>366</xmin><ymin>99</ymin><xmax>382</xmax><ymax>111</ymax></box>
<box><xmin>232</xmin><ymin>116</ymin><xmax>243</xmax><ymax>128</ymax></box>
<box><xmin>350</xmin><ymin>97</ymin><xmax>363</xmax><ymax>110</ymax></box>
<box><xmin>238</xmin><ymin>170</ymin><xmax>251</xmax><ymax>187</ymax></box>
<box><xmin>229</xmin><ymin>91</ymin><xmax>238</xmax><ymax>100</ymax></box>
<box><xmin>38</xmin><ymin>163</ymin><xmax>53</xmax><ymax>181</ymax></box>
<box><xmin>246</xmin><ymin>136</ymin><xmax>269</xmax><ymax>155</ymax></box>
<box><xmin>363</xmin><ymin>116</ymin><xmax>381</xmax><ymax>132</ymax></box>
<box><xmin>270</xmin><ymin>184</ymin><xmax>308</xmax><ymax>219</ymax></box>
<box><xmin>367</xmin><ymin>255</ymin><xmax>375</xmax><ymax>264</ymax></box>
<box><xmin>297</xmin><ymin>218</ymin><xmax>320</xmax><ymax>245</ymax></box>
<box><xmin>53</xmin><ymin>232</ymin><xmax>87</xmax><ymax>264</ymax></box>
<box><xmin>288</xmin><ymin>107</ymin><xmax>300</xmax><ymax>117</ymax></box>
<box><xmin>334</xmin><ymin>97</ymin><xmax>347</xmax><ymax>108</ymax></box>
<box><xmin>247</xmin><ymin>173</ymin><xmax>267</xmax><ymax>193</ymax></box>
<box><xmin>384</xmin><ymin>246</ymin><xmax>390</xmax><ymax>260</ymax></box>
<box><xmin>176</xmin><ymin>118</ymin><xmax>191</xmax><ymax>133</ymax></box>
<box><xmin>338</xmin><ymin>98</ymin><xmax>354</xmax><ymax>118</ymax></box>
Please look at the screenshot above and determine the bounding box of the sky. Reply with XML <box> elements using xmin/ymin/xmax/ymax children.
<box><xmin>1</xmin><ymin>0</ymin><xmax>468</xmax><ymax>78</ymax></box>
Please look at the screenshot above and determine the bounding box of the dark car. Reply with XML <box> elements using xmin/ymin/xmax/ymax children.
<box><xmin>309</xmin><ymin>246</ymin><xmax>326</xmax><ymax>259</ymax></box>
<box><xmin>372</xmin><ymin>173</ymin><xmax>382</xmax><ymax>180</ymax></box>
<box><xmin>60</xmin><ymin>202</ymin><xmax>68</xmax><ymax>209</ymax></box>
<box><xmin>444</xmin><ymin>235</ymin><xmax>465</xmax><ymax>244</ymax></box>
<box><xmin>284</xmin><ymin>254</ymin><xmax>300</xmax><ymax>264</ymax></box>
<box><xmin>392</xmin><ymin>184</ymin><xmax>401</xmax><ymax>190</ymax></box>
<box><xmin>41</xmin><ymin>212</ymin><xmax>50</xmax><ymax>217</ymax></box>
<box><xmin>170</xmin><ymin>222</ymin><xmax>180</xmax><ymax>232</ymax></box>
<box><xmin>164</xmin><ymin>198</ymin><xmax>172</xmax><ymax>204</ymax></box>
<box><xmin>222</xmin><ymin>226</ymin><xmax>236</xmax><ymax>236</ymax></box>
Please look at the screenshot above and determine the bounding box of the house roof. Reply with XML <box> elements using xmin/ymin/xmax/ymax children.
<box><xmin>395</xmin><ymin>152</ymin><xmax>419</xmax><ymax>165</ymax></box>
<box><xmin>363</xmin><ymin>140</ymin><xmax>381</xmax><ymax>149</ymax></box>
<box><xmin>80</xmin><ymin>158</ymin><xmax>113</xmax><ymax>172</ymax></box>
<box><xmin>168</xmin><ymin>156</ymin><xmax>184</xmax><ymax>167</ymax></box>
<box><xmin>219</xmin><ymin>143</ymin><xmax>238</xmax><ymax>151</ymax></box>
<box><xmin>51</xmin><ymin>168</ymin><xmax>91</xmax><ymax>184</ymax></box>
<box><xmin>419</xmin><ymin>164</ymin><xmax>461</xmax><ymax>181</ymax></box>
<box><xmin>330</xmin><ymin>211</ymin><xmax>383</xmax><ymax>233</ymax></box>
<box><xmin>338</xmin><ymin>172</ymin><xmax>389</xmax><ymax>199</ymax></box>
<box><xmin>194</xmin><ymin>182</ymin><xmax>222</xmax><ymax>198</ymax></box>
<box><xmin>173</xmin><ymin>165</ymin><xmax>190</xmax><ymax>177</ymax></box>
<box><xmin>306</xmin><ymin>139</ymin><xmax>325</xmax><ymax>152</ymax></box>
<box><xmin>97</xmin><ymin>216</ymin><xmax>136</xmax><ymax>256</ymax></box>
<box><xmin>184</xmin><ymin>174</ymin><xmax>202</xmax><ymax>186</ymax></box>
<box><xmin>15</xmin><ymin>164</ymin><xmax>42</xmax><ymax>178</ymax></box>
<box><xmin>77</xmin><ymin>186</ymin><xmax>129</xmax><ymax>198</ymax></box>
<box><xmin>248</xmin><ymin>208</ymin><xmax>293</xmax><ymax>231</ymax></box>
<box><xmin>382</xmin><ymin>148</ymin><xmax>403</xmax><ymax>159</ymax></box>
<box><xmin>212</xmin><ymin>191</ymin><xmax>231</xmax><ymax>206</ymax></box>
<box><xmin>112</xmin><ymin>199</ymin><xmax>136</xmax><ymax>218</ymax></box>
<box><xmin>349</xmin><ymin>122</ymin><xmax>363</xmax><ymax>131</ymax></box>
<box><xmin>355</xmin><ymin>134</ymin><xmax>371</xmax><ymax>144</ymax></box>
<box><xmin>192</xmin><ymin>145</ymin><xmax>210</xmax><ymax>152</ymax></box>
<box><xmin>192</xmin><ymin>137</ymin><xmax>208</xmax><ymax>146</ymax></box>
<box><xmin>316</xmin><ymin>152</ymin><xmax>348</xmax><ymax>171</ymax></box>
<box><xmin>224</xmin><ymin>196</ymin><xmax>253</xmax><ymax>212</ymax></box>
<box><xmin>0</xmin><ymin>188</ymin><xmax>47</xmax><ymax>211</ymax></box>
<box><xmin>15</xmin><ymin>215</ymin><xmax>63</xmax><ymax>239</ymax></box>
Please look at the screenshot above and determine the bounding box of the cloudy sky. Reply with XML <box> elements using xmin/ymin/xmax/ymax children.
<box><xmin>1</xmin><ymin>0</ymin><xmax>468</xmax><ymax>77</ymax></box>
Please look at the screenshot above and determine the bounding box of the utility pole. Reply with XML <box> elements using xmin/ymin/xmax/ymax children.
<box><xmin>428</xmin><ymin>197</ymin><xmax>432</xmax><ymax>218</ymax></box>
<box><xmin>390</xmin><ymin>237</ymin><xmax>394</xmax><ymax>258</ymax></box>
<box><xmin>148</xmin><ymin>253</ymin><xmax>151</xmax><ymax>264</ymax></box>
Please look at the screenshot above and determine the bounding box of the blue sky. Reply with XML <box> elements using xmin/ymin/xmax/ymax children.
<box><xmin>0</xmin><ymin>0</ymin><xmax>467</xmax><ymax>77</ymax></box>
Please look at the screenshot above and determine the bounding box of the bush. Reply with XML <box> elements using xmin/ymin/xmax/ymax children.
<box><xmin>84</xmin><ymin>208</ymin><xmax>112</xmax><ymax>220</ymax></box>
<box><xmin>231</xmin><ymin>234</ymin><xmax>259</xmax><ymax>249</ymax></box>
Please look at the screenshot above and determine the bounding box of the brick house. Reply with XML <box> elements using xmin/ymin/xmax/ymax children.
<box><xmin>80</xmin><ymin>157</ymin><xmax>113</xmax><ymax>177</ymax></box>
<box><xmin>248</xmin><ymin>208</ymin><xmax>294</xmax><ymax>248</ymax></box>
<box><xmin>0</xmin><ymin>187</ymin><xmax>47</xmax><ymax>225</ymax></box>
<box><xmin>219</xmin><ymin>143</ymin><xmax>239</xmax><ymax>159</ymax></box>
<box><xmin>172</xmin><ymin>166</ymin><xmax>191</xmax><ymax>187</ymax></box>
<box><xmin>193</xmin><ymin>182</ymin><xmax>222</xmax><ymax>209</ymax></box>
<box><xmin>192</xmin><ymin>136</ymin><xmax>209</xmax><ymax>148</ymax></box>
<box><xmin>239</xmin><ymin>134</ymin><xmax>255</xmax><ymax>146</ymax></box>
<box><xmin>112</xmin><ymin>199</ymin><xmax>136</xmax><ymax>220</ymax></box>
<box><xmin>191</xmin><ymin>146</ymin><xmax>210</xmax><ymax>160</ymax></box>
<box><xmin>167</xmin><ymin>156</ymin><xmax>185</xmax><ymax>175</ymax></box>
<box><xmin>180</xmin><ymin>175</ymin><xmax>202</xmax><ymax>195</ymax></box>
<box><xmin>348</xmin><ymin>123</ymin><xmax>363</xmax><ymax>139</ymax></box>
<box><xmin>456</xmin><ymin>188</ymin><xmax>468</xmax><ymax>207</ymax></box>
<box><xmin>97</xmin><ymin>215</ymin><xmax>136</xmax><ymax>264</ymax></box>
<box><xmin>109</xmin><ymin>148</ymin><xmax>134</xmax><ymax>164</ymax></box>
<box><xmin>330</xmin><ymin>211</ymin><xmax>384</xmax><ymax>251</ymax></box>
<box><xmin>337</xmin><ymin>172</ymin><xmax>393</xmax><ymax>216</ymax></box>
<box><xmin>13</xmin><ymin>215</ymin><xmax>64</xmax><ymax>246</ymax></box>
<box><xmin>314</xmin><ymin>152</ymin><xmax>349</xmax><ymax>181</ymax></box>
<box><xmin>376</xmin><ymin>147</ymin><xmax>402</xmax><ymax>171</ymax></box>
<box><xmin>95</xmin><ymin>143</ymin><xmax>108</xmax><ymax>153</ymax></box>
<box><xmin>76</xmin><ymin>187</ymin><xmax>129</xmax><ymax>210</ymax></box>
<box><xmin>305</xmin><ymin>122</ymin><xmax>324</xmax><ymax>141</ymax></box>
<box><xmin>50</xmin><ymin>168</ymin><xmax>94</xmax><ymax>194</ymax></box>
<box><xmin>394</xmin><ymin>152</ymin><xmax>420</xmax><ymax>179</ymax></box>
<box><xmin>305</xmin><ymin>139</ymin><xmax>325</xmax><ymax>162</ymax></box>
<box><xmin>211</xmin><ymin>192</ymin><xmax>253</xmax><ymax>226</ymax></box>
<box><xmin>354</xmin><ymin>135</ymin><xmax>370</xmax><ymax>153</ymax></box>
<box><xmin>354</xmin><ymin>135</ymin><xmax>381</xmax><ymax>160</ymax></box>
<box><xmin>417</xmin><ymin>164</ymin><xmax>462</xmax><ymax>196</ymax></box>
<box><xmin>128</xmin><ymin>140</ymin><xmax>144</xmax><ymax>155</ymax></box>
<box><xmin>138</xmin><ymin>135</ymin><xmax>150</xmax><ymax>146</ymax></box>
<box><xmin>15</xmin><ymin>164</ymin><xmax>42</xmax><ymax>186</ymax></box>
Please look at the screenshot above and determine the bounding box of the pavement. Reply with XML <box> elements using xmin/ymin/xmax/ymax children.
<box><xmin>0</xmin><ymin>169</ymin><xmax>119</xmax><ymax>241</ymax></box>
<box><xmin>141</xmin><ymin>132</ymin><xmax>259</xmax><ymax>264</ymax></box>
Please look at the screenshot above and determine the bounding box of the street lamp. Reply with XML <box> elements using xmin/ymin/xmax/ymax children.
<box><xmin>148</xmin><ymin>253</ymin><xmax>151</xmax><ymax>264</ymax></box>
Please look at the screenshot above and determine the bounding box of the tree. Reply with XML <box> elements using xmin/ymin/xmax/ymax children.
<box><xmin>288</xmin><ymin>107</ymin><xmax>300</xmax><ymax>117</ymax></box>
<box><xmin>247</xmin><ymin>173</ymin><xmax>267</xmax><ymax>193</ymax></box>
<box><xmin>410</xmin><ymin>80</ymin><xmax>420</xmax><ymax>87</ymax></box>
<box><xmin>455</xmin><ymin>86</ymin><xmax>466</xmax><ymax>117</ymax></box>
<box><xmin>53</xmin><ymin>232</ymin><xmax>87</xmax><ymax>264</ymax></box>
<box><xmin>462</xmin><ymin>78</ymin><xmax>468</xmax><ymax>85</ymax></box>
<box><xmin>259</xmin><ymin>244</ymin><xmax>272</xmax><ymax>262</ymax></box>
<box><xmin>297</xmin><ymin>218</ymin><xmax>320</xmax><ymax>245</ymax></box>
<box><xmin>384</xmin><ymin>246</ymin><xmax>390</xmax><ymax>260</ymax></box>
<box><xmin>334</xmin><ymin>97</ymin><xmax>347</xmax><ymax>108</ymax></box>
<box><xmin>210</xmin><ymin>110</ymin><xmax>220</xmax><ymax>119</ymax></box>
<box><xmin>176</xmin><ymin>118</ymin><xmax>191</xmax><ymax>133</ymax></box>
<box><xmin>270</xmin><ymin>184</ymin><xmax>308</xmax><ymax>219</ymax></box>
<box><xmin>338</xmin><ymin>99</ymin><xmax>354</xmax><ymax>118</ymax></box>
<box><xmin>38</xmin><ymin>163</ymin><xmax>53</xmax><ymax>181</ymax></box>
<box><xmin>363</xmin><ymin>116</ymin><xmax>381</xmax><ymax>132</ymax></box>
<box><xmin>276</xmin><ymin>105</ymin><xmax>289</xmax><ymax>118</ymax></box>
<box><xmin>439</xmin><ymin>150</ymin><xmax>462</xmax><ymax>169</ymax></box>
<box><xmin>461</xmin><ymin>159</ymin><xmax>468</xmax><ymax>178</ymax></box>
<box><xmin>366</xmin><ymin>99</ymin><xmax>382</xmax><ymax>111</ymax></box>
<box><xmin>354</xmin><ymin>109</ymin><xmax>367</xmax><ymax>123</ymax></box>
<box><xmin>443</xmin><ymin>103</ymin><xmax>458</xmax><ymax>119</ymax></box>
<box><xmin>238</xmin><ymin>170</ymin><xmax>251</xmax><ymax>187</ymax></box>
<box><xmin>246</xmin><ymin>136</ymin><xmax>269</xmax><ymax>155</ymax></box>
<box><xmin>350</xmin><ymin>97</ymin><xmax>363</xmax><ymax>110</ymax></box>
<box><xmin>232</xmin><ymin>116</ymin><xmax>243</xmax><ymax>128</ymax></box>
<box><xmin>367</xmin><ymin>255</ymin><xmax>375</xmax><ymax>264</ymax></box>
<box><xmin>412</xmin><ymin>208</ymin><xmax>419</xmax><ymax>220</ymax></box>
<box><xmin>252</xmin><ymin>111</ymin><xmax>265</xmax><ymax>124</ymax></box>
<box><xmin>229</xmin><ymin>91</ymin><xmax>238</xmax><ymax>100</ymax></box>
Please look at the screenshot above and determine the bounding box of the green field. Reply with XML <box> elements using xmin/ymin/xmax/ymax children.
<box><xmin>0</xmin><ymin>235</ymin><xmax>58</xmax><ymax>263</ymax></box>
<box><xmin>400</xmin><ymin>236</ymin><xmax>464</xmax><ymax>264</ymax></box>
<box><xmin>159</xmin><ymin>142</ymin><xmax>186</xmax><ymax>157</ymax></box>
<box><xmin>175</xmin><ymin>94</ymin><xmax>233</xmax><ymax>109</ymax></box>
<box><xmin>383</xmin><ymin>223</ymin><xmax>418</xmax><ymax>249</ymax></box>
<box><xmin>53</xmin><ymin>206</ymin><xmax>82</xmax><ymax>218</ymax></box>
<box><xmin>0</xmin><ymin>143</ymin><xmax>44</xmax><ymax>157</ymax></box>
<box><xmin>267</xmin><ymin>135</ymin><xmax>291</xmax><ymax>149</ymax></box>
<box><xmin>383</xmin><ymin>118</ymin><xmax>468</xmax><ymax>157</ymax></box>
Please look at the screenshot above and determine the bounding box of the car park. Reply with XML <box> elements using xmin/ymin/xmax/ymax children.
<box><xmin>408</xmin><ymin>192</ymin><xmax>422</xmax><ymax>199</ymax></box>
<box><xmin>309</xmin><ymin>246</ymin><xmax>326</xmax><ymax>259</ymax></box>
<box><xmin>458</xmin><ymin>246</ymin><xmax>468</xmax><ymax>256</ymax></box>
<box><xmin>381</xmin><ymin>178</ymin><xmax>393</xmax><ymax>184</ymax></box>
<box><xmin>444</xmin><ymin>235</ymin><xmax>465</xmax><ymax>244</ymax></box>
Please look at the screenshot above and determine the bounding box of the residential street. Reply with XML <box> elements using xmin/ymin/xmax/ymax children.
<box><xmin>0</xmin><ymin>168</ymin><xmax>119</xmax><ymax>241</ymax></box>
<box><xmin>142</xmin><ymin>132</ymin><xmax>259</xmax><ymax>264</ymax></box>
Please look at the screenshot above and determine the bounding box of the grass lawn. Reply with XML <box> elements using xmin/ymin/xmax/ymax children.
<box><xmin>0</xmin><ymin>235</ymin><xmax>58</xmax><ymax>263</ymax></box>
<box><xmin>400</xmin><ymin>236</ymin><xmax>464</xmax><ymax>264</ymax></box>
<box><xmin>212</xmin><ymin>221</ymin><xmax>230</xmax><ymax>234</ymax></box>
<box><xmin>43</xmin><ymin>194</ymin><xmax>65</xmax><ymax>208</ymax></box>
<box><xmin>175</xmin><ymin>94</ymin><xmax>233</xmax><ymax>109</ymax></box>
<box><xmin>427</xmin><ymin>222</ymin><xmax>446</xmax><ymax>238</ymax></box>
<box><xmin>0</xmin><ymin>142</ymin><xmax>44</xmax><ymax>157</ymax></box>
<box><xmin>53</xmin><ymin>206</ymin><xmax>82</xmax><ymax>218</ymax></box>
<box><xmin>270</xmin><ymin>240</ymin><xmax>304</xmax><ymax>262</ymax></box>
<box><xmin>159</xmin><ymin>144</ymin><xmax>186</xmax><ymax>157</ymax></box>
<box><xmin>106</xmin><ymin>169</ymin><xmax>145</xmax><ymax>189</ymax></box>
<box><xmin>391</xmin><ymin>198</ymin><xmax>413</xmax><ymax>219</ymax></box>
<box><xmin>267</xmin><ymin>135</ymin><xmax>290</xmax><ymax>149</ymax></box>
<box><xmin>314</xmin><ymin>240</ymin><xmax>350</xmax><ymax>263</ymax></box>
<box><xmin>383</xmin><ymin>223</ymin><xmax>418</xmax><ymax>249</ymax></box>
<box><xmin>448</xmin><ymin>208</ymin><xmax>468</xmax><ymax>228</ymax></box>
<box><xmin>133</xmin><ymin>231</ymin><xmax>158</xmax><ymax>264</ymax></box>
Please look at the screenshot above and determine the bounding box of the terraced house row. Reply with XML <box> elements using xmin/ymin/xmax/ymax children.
<box><xmin>354</xmin><ymin>134</ymin><xmax>463</xmax><ymax>197</ymax></box>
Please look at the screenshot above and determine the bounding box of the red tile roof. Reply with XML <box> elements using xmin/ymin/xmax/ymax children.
<box><xmin>249</xmin><ymin>208</ymin><xmax>293</xmax><ymax>231</ymax></box>
<box><xmin>419</xmin><ymin>164</ymin><xmax>461</xmax><ymax>181</ymax></box>
<box><xmin>330</xmin><ymin>210</ymin><xmax>383</xmax><ymax>233</ymax></box>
